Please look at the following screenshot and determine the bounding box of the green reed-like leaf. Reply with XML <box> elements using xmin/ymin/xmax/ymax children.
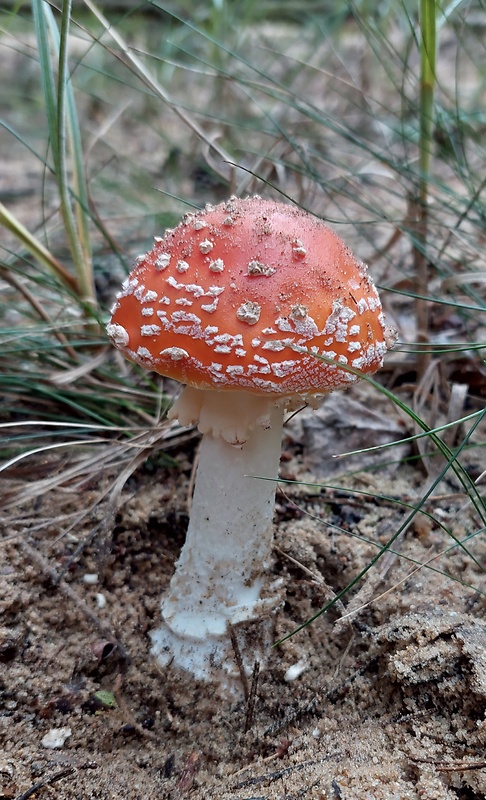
<box><xmin>32</xmin><ymin>0</ymin><xmax>97</xmax><ymax>313</ymax></box>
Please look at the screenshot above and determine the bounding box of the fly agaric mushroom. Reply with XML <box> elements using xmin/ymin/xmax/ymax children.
<box><xmin>107</xmin><ymin>196</ymin><xmax>395</xmax><ymax>682</ymax></box>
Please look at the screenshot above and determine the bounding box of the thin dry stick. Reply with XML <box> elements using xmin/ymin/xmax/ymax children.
<box><xmin>229</xmin><ymin>626</ymin><xmax>250</xmax><ymax>701</ymax></box>
<box><xmin>336</xmin><ymin>542</ymin><xmax>447</xmax><ymax>624</ymax></box>
<box><xmin>275</xmin><ymin>488</ymin><xmax>397</xmax><ymax>633</ymax></box>
<box><xmin>231</xmin><ymin>756</ymin><xmax>322</xmax><ymax>791</ymax></box>
<box><xmin>409</xmin><ymin>756</ymin><xmax>486</xmax><ymax>772</ymax></box>
<box><xmin>112</xmin><ymin>674</ymin><xmax>157</xmax><ymax>741</ymax></box>
<box><xmin>411</xmin><ymin>194</ymin><xmax>431</xmax><ymax>381</ymax></box>
<box><xmin>263</xmin><ymin>696</ymin><xmax>320</xmax><ymax>738</ymax></box>
<box><xmin>175</xmin><ymin>752</ymin><xmax>201</xmax><ymax>796</ymax></box>
<box><xmin>53</xmin><ymin>436</ymin><xmax>161</xmax><ymax>582</ymax></box>
<box><xmin>1</xmin><ymin>268</ymin><xmax>78</xmax><ymax>360</ymax></box>
<box><xmin>274</xmin><ymin>544</ymin><xmax>350</xmax><ymax>627</ymax></box>
<box><xmin>14</xmin><ymin>762</ymin><xmax>97</xmax><ymax>800</ymax></box>
<box><xmin>186</xmin><ymin>442</ymin><xmax>200</xmax><ymax>516</ymax></box>
<box><xmin>82</xmin><ymin>0</ymin><xmax>232</xmax><ymax>170</ymax></box>
<box><xmin>19</xmin><ymin>539</ymin><xmax>130</xmax><ymax>662</ymax></box>
<box><xmin>244</xmin><ymin>660</ymin><xmax>260</xmax><ymax>734</ymax></box>
<box><xmin>333</xmin><ymin>539</ymin><xmax>403</xmax><ymax>635</ymax></box>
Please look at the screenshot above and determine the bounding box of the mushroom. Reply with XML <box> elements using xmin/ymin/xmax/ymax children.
<box><xmin>107</xmin><ymin>196</ymin><xmax>395</xmax><ymax>683</ymax></box>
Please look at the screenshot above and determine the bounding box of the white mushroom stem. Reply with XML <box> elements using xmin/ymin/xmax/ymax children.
<box><xmin>150</xmin><ymin>400</ymin><xmax>285</xmax><ymax>682</ymax></box>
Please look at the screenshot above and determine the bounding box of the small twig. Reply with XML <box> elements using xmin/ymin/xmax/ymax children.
<box><xmin>367</xmin><ymin>225</ymin><xmax>404</xmax><ymax>265</ymax></box>
<box><xmin>0</xmin><ymin>268</ymin><xmax>78</xmax><ymax>360</ymax></box>
<box><xmin>112</xmin><ymin>674</ymin><xmax>157</xmax><ymax>740</ymax></box>
<box><xmin>54</xmin><ymin>509</ymin><xmax>116</xmax><ymax>584</ymax></box>
<box><xmin>186</xmin><ymin>441</ymin><xmax>200</xmax><ymax>516</ymax></box>
<box><xmin>53</xmin><ymin>427</ymin><xmax>172</xmax><ymax>582</ymax></box>
<box><xmin>14</xmin><ymin>762</ymin><xmax>97</xmax><ymax>800</ymax></box>
<box><xmin>331</xmin><ymin>778</ymin><xmax>343</xmax><ymax>799</ymax></box>
<box><xmin>325</xmin><ymin>656</ymin><xmax>380</xmax><ymax>704</ymax></box>
<box><xmin>263</xmin><ymin>696</ymin><xmax>320</xmax><ymax>738</ymax></box>
<box><xmin>231</xmin><ymin>757</ymin><xmax>322</xmax><ymax>791</ymax></box>
<box><xmin>333</xmin><ymin>539</ymin><xmax>403</xmax><ymax>634</ymax></box>
<box><xmin>19</xmin><ymin>539</ymin><xmax>130</xmax><ymax>662</ymax></box>
<box><xmin>229</xmin><ymin>626</ymin><xmax>250</xmax><ymax>701</ymax></box>
<box><xmin>274</xmin><ymin>544</ymin><xmax>349</xmax><ymax>624</ymax></box>
<box><xmin>244</xmin><ymin>660</ymin><xmax>260</xmax><ymax>734</ymax></box>
<box><xmin>410</xmin><ymin>757</ymin><xmax>486</xmax><ymax>772</ymax></box>
<box><xmin>14</xmin><ymin>771</ymin><xmax>74</xmax><ymax>800</ymax></box>
<box><xmin>175</xmin><ymin>752</ymin><xmax>200</xmax><ymax>796</ymax></box>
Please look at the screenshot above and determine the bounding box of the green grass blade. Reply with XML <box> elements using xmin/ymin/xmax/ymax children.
<box><xmin>48</xmin><ymin>0</ymin><xmax>97</xmax><ymax>310</ymax></box>
<box><xmin>32</xmin><ymin>0</ymin><xmax>59</xmax><ymax>166</ymax></box>
<box><xmin>419</xmin><ymin>0</ymin><xmax>437</xmax><ymax>191</ymax></box>
<box><xmin>0</xmin><ymin>202</ymin><xmax>78</xmax><ymax>292</ymax></box>
<box><xmin>31</xmin><ymin>0</ymin><xmax>97</xmax><ymax>313</ymax></box>
<box><xmin>275</xmin><ymin>410</ymin><xmax>485</xmax><ymax>646</ymax></box>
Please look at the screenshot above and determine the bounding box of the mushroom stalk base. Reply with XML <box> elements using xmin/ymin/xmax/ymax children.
<box><xmin>150</xmin><ymin>404</ymin><xmax>284</xmax><ymax>682</ymax></box>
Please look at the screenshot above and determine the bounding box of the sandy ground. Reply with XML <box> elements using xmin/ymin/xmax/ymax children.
<box><xmin>1</xmin><ymin>387</ymin><xmax>486</xmax><ymax>800</ymax></box>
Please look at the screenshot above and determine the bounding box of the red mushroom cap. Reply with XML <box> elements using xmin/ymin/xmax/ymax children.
<box><xmin>107</xmin><ymin>196</ymin><xmax>393</xmax><ymax>399</ymax></box>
